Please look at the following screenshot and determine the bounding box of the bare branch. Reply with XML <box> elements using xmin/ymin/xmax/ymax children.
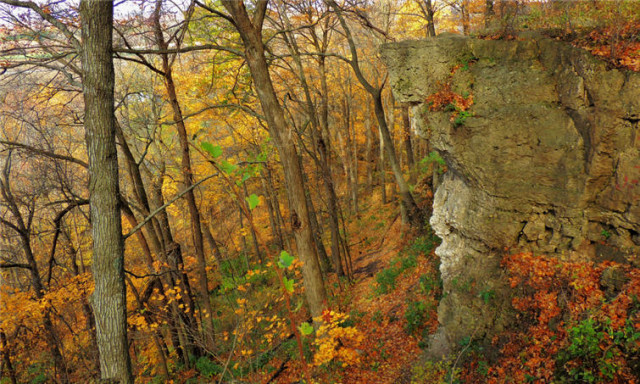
<box><xmin>253</xmin><ymin>0</ymin><xmax>268</xmax><ymax>31</ymax></box>
<box><xmin>123</xmin><ymin>174</ymin><xmax>216</xmax><ymax>239</ymax></box>
<box><xmin>0</xmin><ymin>261</ymin><xmax>32</xmax><ymax>269</ymax></box>
<box><xmin>114</xmin><ymin>43</ymin><xmax>244</xmax><ymax>57</ymax></box>
<box><xmin>0</xmin><ymin>140</ymin><xmax>88</xmax><ymax>168</ymax></box>
<box><xmin>194</xmin><ymin>0</ymin><xmax>235</xmax><ymax>25</ymax></box>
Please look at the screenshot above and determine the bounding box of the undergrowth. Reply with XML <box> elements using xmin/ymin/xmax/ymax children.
<box><xmin>454</xmin><ymin>253</ymin><xmax>640</xmax><ymax>384</ymax></box>
<box><xmin>374</xmin><ymin>230</ymin><xmax>440</xmax><ymax>296</ymax></box>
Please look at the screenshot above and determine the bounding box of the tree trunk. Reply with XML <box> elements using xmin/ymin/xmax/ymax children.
<box><xmin>417</xmin><ymin>0</ymin><xmax>437</xmax><ymax>37</ymax></box>
<box><xmin>64</xmin><ymin>229</ymin><xmax>100</xmax><ymax>376</ymax></box>
<box><xmin>379</xmin><ymin>125</ymin><xmax>387</xmax><ymax>204</ymax></box>
<box><xmin>80</xmin><ymin>1</ymin><xmax>133</xmax><ymax>382</ymax></box>
<box><xmin>243</xmin><ymin>183</ymin><xmax>263</xmax><ymax>262</ymax></box>
<box><xmin>0</xmin><ymin>170</ymin><xmax>69</xmax><ymax>383</ymax></box>
<box><xmin>153</xmin><ymin>0</ymin><xmax>215</xmax><ymax>350</ymax></box>
<box><xmin>149</xmin><ymin>173</ymin><xmax>201</xmax><ymax>364</ymax></box>
<box><xmin>485</xmin><ymin>0</ymin><xmax>495</xmax><ymax>28</ymax></box>
<box><xmin>328</xmin><ymin>1</ymin><xmax>425</xmax><ymax>230</ymax></box>
<box><xmin>461</xmin><ymin>0</ymin><xmax>471</xmax><ymax>35</ymax></box>
<box><xmin>221</xmin><ymin>1</ymin><xmax>327</xmax><ymax>319</ymax></box>
<box><xmin>365</xmin><ymin>105</ymin><xmax>374</xmax><ymax>191</ymax></box>
<box><xmin>261</xmin><ymin>174</ymin><xmax>285</xmax><ymax>250</ymax></box>
<box><xmin>373</xmin><ymin>92</ymin><xmax>424</xmax><ymax>228</ymax></box>
<box><xmin>0</xmin><ymin>331</ymin><xmax>18</xmax><ymax>384</ymax></box>
<box><xmin>402</xmin><ymin>105</ymin><xmax>416</xmax><ymax>184</ymax></box>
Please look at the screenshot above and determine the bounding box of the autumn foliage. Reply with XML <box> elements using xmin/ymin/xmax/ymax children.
<box><xmin>455</xmin><ymin>253</ymin><xmax>640</xmax><ymax>384</ymax></box>
<box><xmin>3</xmin><ymin>1</ymin><xmax>640</xmax><ymax>383</ymax></box>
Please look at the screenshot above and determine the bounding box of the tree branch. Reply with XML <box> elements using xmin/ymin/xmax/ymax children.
<box><xmin>114</xmin><ymin>44</ymin><xmax>244</xmax><ymax>58</ymax></box>
<box><xmin>0</xmin><ymin>140</ymin><xmax>88</xmax><ymax>168</ymax></box>
<box><xmin>46</xmin><ymin>199</ymin><xmax>89</xmax><ymax>286</ymax></box>
<box><xmin>123</xmin><ymin>174</ymin><xmax>216</xmax><ymax>239</ymax></box>
<box><xmin>253</xmin><ymin>0</ymin><xmax>268</xmax><ymax>31</ymax></box>
<box><xmin>0</xmin><ymin>261</ymin><xmax>32</xmax><ymax>270</ymax></box>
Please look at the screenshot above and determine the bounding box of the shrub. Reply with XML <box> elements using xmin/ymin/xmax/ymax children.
<box><xmin>405</xmin><ymin>300</ymin><xmax>432</xmax><ymax>336</ymax></box>
<box><xmin>195</xmin><ymin>357</ymin><xmax>223</xmax><ymax>378</ymax></box>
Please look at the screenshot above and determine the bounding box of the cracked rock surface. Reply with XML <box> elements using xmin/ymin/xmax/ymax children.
<box><xmin>382</xmin><ymin>34</ymin><xmax>640</xmax><ymax>351</ymax></box>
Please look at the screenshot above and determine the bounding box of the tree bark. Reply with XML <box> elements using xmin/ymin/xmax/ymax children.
<box><xmin>416</xmin><ymin>0</ymin><xmax>437</xmax><ymax>37</ymax></box>
<box><xmin>1</xmin><ymin>331</ymin><xmax>18</xmax><ymax>384</ymax></box>
<box><xmin>485</xmin><ymin>0</ymin><xmax>495</xmax><ymax>28</ymax></box>
<box><xmin>80</xmin><ymin>1</ymin><xmax>133</xmax><ymax>382</ymax></box>
<box><xmin>401</xmin><ymin>105</ymin><xmax>416</xmax><ymax>184</ymax></box>
<box><xmin>221</xmin><ymin>0</ymin><xmax>327</xmax><ymax>319</ymax></box>
<box><xmin>275</xmin><ymin>5</ymin><xmax>344</xmax><ymax>275</ymax></box>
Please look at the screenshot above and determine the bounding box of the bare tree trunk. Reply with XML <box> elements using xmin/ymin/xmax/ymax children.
<box><xmin>485</xmin><ymin>0</ymin><xmax>495</xmax><ymax>28</ymax></box>
<box><xmin>0</xmin><ymin>331</ymin><xmax>18</xmax><ymax>384</ymax></box>
<box><xmin>116</xmin><ymin>121</ymin><xmax>204</xmax><ymax>358</ymax></box>
<box><xmin>402</xmin><ymin>105</ymin><xmax>416</xmax><ymax>185</ymax></box>
<box><xmin>149</xmin><ymin>173</ymin><xmax>201</xmax><ymax>364</ymax></box>
<box><xmin>349</xmin><ymin>93</ymin><xmax>359</xmax><ymax>216</ymax></box>
<box><xmin>0</xmin><ymin>164</ymin><xmax>69</xmax><ymax>383</ymax></box>
<box><xmin>264</xmin><ymin>166</ymin><xmax>292</xmax><ymax>251</ymax></box>
<box><xmin>315</xmin><ymin>22</ymin><xmax>333</xmax><ymax>161</ymax></box>
<box><xmin>379</xmin><ymin>126</ymin><xmax>387</xmax><ymax>204</ymax></box>
<box><xmin>461</xmin><ymin>0</ymin><xmax>471</xmax><ymax>35</ymax></box>
<box><xmin>416</xmin><ymin>0</ymin><xmax>437</xmax><ymax>37</ymax></box>
<box><xmin>153</xmin><ymin>0</ymin><xmax>215</xmax><ymax>350</ymax></box>
<box><xmin>365</xmin><ymin>104</ymin><xmax>374</xmax><ymax>192</ymax></box>
<box><xmin>221</xmin><ymin>1</ymin><xmax>327</xmax><ymax>319</ymax></box>
<box><xmin>202</xmin><ymin>223</ymin><xmax>224</xmax><ymax>268</ymax></box>
<box><xmin>80</xmin><ymin>1</ymin><xmax>133</xmax><ymax>382</ymax></box>
<box><xmin>64</xmin><ymin>229</ymin><xmax>100</xmax><ymax>376</ymax></box>
<box><xmin>261</xmin><ymin>174</ymin><xmax>285</xmax><ymax>250</ymax></box>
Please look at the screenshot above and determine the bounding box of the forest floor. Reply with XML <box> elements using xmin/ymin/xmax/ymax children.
<box><xmin>271</xmin><ymin>187</ymin><xmax>441</xmax><ymax>384</ymax></box>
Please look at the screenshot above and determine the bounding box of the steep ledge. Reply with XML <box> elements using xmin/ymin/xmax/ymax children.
<box><xmin>382</xmin><ymin>34</ymin><xmax>640</xmax><ymax>354</ymax></box>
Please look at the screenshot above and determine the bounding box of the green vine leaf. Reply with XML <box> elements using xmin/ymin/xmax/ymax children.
<box><xmin>220</xmin><ymin>160</ymin><xmax>237</xmax><ymax>174</ymax></box>
<box><xmin>246</xmin><ymin>194</ymin><xmax>260</xmax><ymax>210</ymax></box>
<box><xmin>201</xmin><ymin>142</ymin><xmax>222</xmax><ymax>158</ymax></box>
<box><xmin>299</xmin><ymin>322</ymin><xmax>314</xmax><ymax>336</ymax></box>
<box><xmin>283</xmin><ymin>276</ymin><xmax>294</xmax><ymax>293</ymax></box>
<box><xmin>278</xmin><ymin>250</ymin><xmax>294</xmax><ymax>269</ymax></box>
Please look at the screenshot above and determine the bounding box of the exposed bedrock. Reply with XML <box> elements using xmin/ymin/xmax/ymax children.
<box><xmin>382</xmin><ymin>34</ymin><xmax>640</xmax><ymax>354</ymax></box>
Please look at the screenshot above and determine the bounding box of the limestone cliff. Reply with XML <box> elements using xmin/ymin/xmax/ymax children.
<box><xmin>382</xmin><ymin>34</ymin><xmax>640</xmax><ymax>354</ymax></box>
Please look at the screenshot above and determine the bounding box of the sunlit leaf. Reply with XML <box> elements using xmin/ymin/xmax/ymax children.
<box><xmin>299</xmin><ymin>322</ymin><xmax>314</xmax><ymax>336</ymax></box>
<box><xmin>246</xmin><ymin>194</ymin><xmax>260</xmax><ymax>210</ymax></box>
<box><xmin>201</xmin><ymin>142</ymin><xmax>223</xmax><ymax>158</ymax></box>
<box><xmin>283</xmin><ymin>276</ymin><xmax>294</xmax><ymax>293</ymax></box>
<box><xmin>278</xmin><ymin>250</ymin><xmax>294</xmax><ymax>268</ymax></box>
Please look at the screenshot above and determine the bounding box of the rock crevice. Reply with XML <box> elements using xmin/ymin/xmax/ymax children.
<box><xmin>382</xmin><ymin>34</ymin><xmax>640</xmax><ymax>352</ymax></box>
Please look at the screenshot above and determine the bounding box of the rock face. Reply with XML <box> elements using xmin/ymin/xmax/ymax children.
<box><xmin>382</xmin><ymin>34</ymin><xmax>640</xmax><ymax>352</ymax></box>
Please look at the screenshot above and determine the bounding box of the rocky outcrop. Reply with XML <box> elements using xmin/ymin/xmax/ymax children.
<box><xmin>382</xmin><ymin>34</ymin><xmax>640</xmax><ymax>354</ymax></box>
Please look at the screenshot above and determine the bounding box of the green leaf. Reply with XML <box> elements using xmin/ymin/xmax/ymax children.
<box><xmin>220</xmin><ymin>160</ymin><xmax>237</xmax><ymax>174</ymax></box>
<box><xmin>246</xmin><ymin>194</ymin><xmax>260</xmax><ymax>210</ymax></box>
<box><xmin>201</xmin><ymin>142</ymin><xmax>223</xmax><ymax>158</ymax></box>
<box><xmin>278</xmin><ymin>250</ymin><xmax>294</xmax><ymax>269</ymax></box>
<box><xmin>283</xmin><ymin>276</ymin><xmax>294</xmax><ymax>293</ymax></box>
<box><xmin>299</xmin><ymin>322</ymin><xmax>314</xmax><ymax>336</ymax></box>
